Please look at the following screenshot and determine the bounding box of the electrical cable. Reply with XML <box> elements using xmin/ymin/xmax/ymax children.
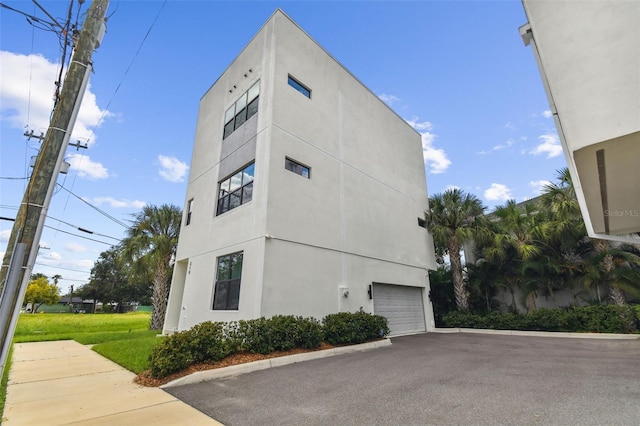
<box><xmin>45</xmin><ymin>215</ymin><xmax>121</xmax><ymax>241</ymax></box>
<box><xmin>0</xmin><ymin>2</ymin><xmax>58</xmax><ymax>31</ymax></box>
<box><xmin>56</xmin><ymin>184</ymin><xmax>130</xmax><ymax>229</ymax></box>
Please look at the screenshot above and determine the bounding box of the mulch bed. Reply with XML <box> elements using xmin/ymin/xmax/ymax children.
<box><xmin>135</xmin><ymin>342</ymin><xmax>336</xmax><ymax>387</ymax></box>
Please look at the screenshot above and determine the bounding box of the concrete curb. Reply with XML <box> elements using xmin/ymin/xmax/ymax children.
<box><xmin>161</xmin><ymin>338</ymin><xmax>392</xmax><ymax>389</ymax></box>
<box><xmin>433</xmin><ymin>327</ymin><xmax>640</xmax><ymax>340</ymax></box>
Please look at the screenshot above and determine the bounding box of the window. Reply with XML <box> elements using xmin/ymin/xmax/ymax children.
<box><xmin>217</xmin><ymin>163</ymin><xmax>255</xmax><ymax>215</ymax></box>
<box><xmin>285</xmin><ymin>157</ymin><xmax>310</xmax><ymax>178</ymax></box>
<box><xmin>186</xmin><ymin>198</ymin><xmax>193</xmax><ymax>225</ymax></box>
<box><xmin>213</xmin><ymin>252</ymin><xmax>243</xmax><ymax>310</ymax></box>
<box><xmin>418</xmin><ymin>217</ymin><xmax>427</xmax><ymax>228</ymax></box>
<box><xmin>223</xmin><ymin>80</ymin><xmax>260</xmax><ymax>139</ymax></box>
<box><xmin>288</xmin><ymin>75</ymin><xmax>311</xmax><ymax>98</ymax></box>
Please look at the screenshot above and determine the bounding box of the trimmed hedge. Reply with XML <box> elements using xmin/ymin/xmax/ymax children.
<box><xmin>148</xmin><ymin>311</ymin><xmax>389</xmax><ymax>378</ymax></box>
<box><xmin>322</xmin><ymin>310</ymin><xmax>390</xmax><ymax>345</ymax></box>
<box><xmin>442</xmin><ymin>305</ymin><xmax>638</xmax><ymax>334</ymax></box>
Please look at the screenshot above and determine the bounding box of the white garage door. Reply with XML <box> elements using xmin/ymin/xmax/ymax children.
<box><xmin>373</xmin><ymin>283</ymin><xmax>426</xmax><ymax>336</ymax></box>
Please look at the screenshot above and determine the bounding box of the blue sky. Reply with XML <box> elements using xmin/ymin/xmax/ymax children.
<box><xmin>1</xmin><ymin>1</ymin><xmax>567</xmax><ymax>293</ymax></box>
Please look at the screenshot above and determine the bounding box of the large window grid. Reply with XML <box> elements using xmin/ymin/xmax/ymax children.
<box><xmin>217</xmin><ymin>163</ymin><xmax>255</xmax><ymax>215</ymax></box>
<box><xmin>224</xmin><ymin>81</ymin><xmax>260</xmax><ymax>139</ymax></box>
<box><xmin>213</xmin><ymin>252</ymin><xmax>243</xmax><ymax>310</ymax></box>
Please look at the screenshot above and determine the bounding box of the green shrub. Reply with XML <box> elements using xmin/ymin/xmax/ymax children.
<box><xmin>148</xmin><ymin>321</ymin><xmax>233</xmax><ymax>378</ymax></box>
<box><xmin>240</xmin><ymin>316</ymin><xmax>323</xmax><ymax>354</ymax></box>
<box><xmin>148</xmin><ymin>332</ymin><xmax>193</xmax><ymax>378</ymax></box>
<box><xmin>442</xmin><ymin>305</ymin><xmax>637</xmax><ymax>334</ymax></box>
<box><xmin>322</xmin><ymin>309</ymin><xmax>389</xmax><ymax>345</ymax></box>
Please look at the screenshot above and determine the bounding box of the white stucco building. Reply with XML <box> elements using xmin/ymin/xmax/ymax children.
<box><xmin>163</xmin><ymin>10</ymin><xmax>437</xmax><ymax>337</ymax></box>
<box><xmin>520</xmin><ymin>1</ymin><xmax>640</xmax><ymax>244</ymax></box>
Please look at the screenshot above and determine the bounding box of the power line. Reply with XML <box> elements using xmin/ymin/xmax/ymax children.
<box><xmin>83</xmin><ymin>0</ymin><xmax>167</xmax><ymax>147</ymax></box>
<box><xmin>46</xmin><ymin>215</ymin><xmax>121</xmax><ymax>241</ymax></box>
<box><xmin>34</xmin><ymin>263</ymin><xmax>91</xmax><ymax>275</ymax></box>
<box><xmin>0</xmin><ymin>2</ymin><xmax>58</xmax><ymax>31</ymax></box>
<box><xmin>56</xmin><ymin>184</ymin><xmax>131</xmax><ymax>229</ymax></box>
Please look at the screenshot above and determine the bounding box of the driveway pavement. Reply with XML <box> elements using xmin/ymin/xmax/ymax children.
<box><xmin>166</xmin><ymin>332</ymin><xmax>640</xmax><ymax>426</ymax></box>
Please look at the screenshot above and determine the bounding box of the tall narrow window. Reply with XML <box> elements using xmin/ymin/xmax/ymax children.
<box><xmin>216</xmin><ymin>162</ymin><xmax>255</xmax><ymax>215</ymax></box>
<box><xmin>223</xmin><ymin>80</ymin><xmax>260</xmax><ymax>139</ymax></box>
<box><xmin>288</xmin><ymin>75</ymin><xmax>311</xmax><ymax>98</ymax></box>
<box><xmin>213</xmin><ymin>252</ymin><xmax>243</xmax><ymax>310</ymax></box>
<box><xmin>285</xmin><ymin>157</ymin><xmax>310</xmax><ymax>178</ymax></box>
<box><xmin>186</xmin><ymin>198</ymin><xmax>194</xmax><ymax>226</ymax></box>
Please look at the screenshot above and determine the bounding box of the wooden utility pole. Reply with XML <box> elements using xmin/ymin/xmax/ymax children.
<box><xmin>0</xmin><ymin>0</ymin><xmax>110</xmax><ymax>373</ymax></box>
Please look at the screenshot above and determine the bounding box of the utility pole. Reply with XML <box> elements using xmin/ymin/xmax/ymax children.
<box><xmin>0</xmin><ymin>0</ymin><xmax>109</xmax><ymax>375</ymax></box>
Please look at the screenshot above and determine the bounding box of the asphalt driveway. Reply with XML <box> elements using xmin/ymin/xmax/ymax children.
<box><xmin>166</xmin><ymin>332</ymin><xmax>640</xmax><ymax>425</ymax></box>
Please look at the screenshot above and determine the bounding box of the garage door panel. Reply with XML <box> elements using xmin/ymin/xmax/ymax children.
<box><xmin>373</xmin><ymin>284</ymin><xmax>425</xmax><ymax>336</ymax></box>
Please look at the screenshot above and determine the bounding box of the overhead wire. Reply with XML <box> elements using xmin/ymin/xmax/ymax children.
<box><xmin>60</xmin><ymin>0</ymin><xmax>167</xmax><ymax>231</ymax></box>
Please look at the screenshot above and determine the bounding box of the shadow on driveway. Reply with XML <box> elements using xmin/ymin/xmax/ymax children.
<box><xmin>166</xmin><ymin>333</ymin><xmax>640</xmax><ymax>425</ymax></box>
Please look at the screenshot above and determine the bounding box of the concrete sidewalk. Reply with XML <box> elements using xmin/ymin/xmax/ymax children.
<box><xmin>3</xmin><ymin>340</ymin><xmax>221</xmax><ymax>425</ymax></box>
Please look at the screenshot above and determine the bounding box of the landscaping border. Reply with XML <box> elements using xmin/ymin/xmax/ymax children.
<box><xmin>433</xmin><ymin>327</ymin><xmax>640</xmax><ymax>339</ymax></box>
<box><xmin>161</xmin><ymin>338</ymin><xmax>391</xmax><ymax>388</ymax></box>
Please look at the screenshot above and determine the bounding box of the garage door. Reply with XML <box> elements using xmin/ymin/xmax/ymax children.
<box><xmin>373</xmin><ymin>283</ymin><xmax>426</xmax><ymax>336</ymax></box>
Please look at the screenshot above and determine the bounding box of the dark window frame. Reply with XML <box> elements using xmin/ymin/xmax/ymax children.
<box><xmin>223</xmin><ymin>80</ymin><xmax>260</xmax><ymax>140</ymax></box>
<box><xmin>418</xmin><ymin>217</ymin><xmax>427</xmax><ymax>228</ymax></box>
<box><xmin>212</xmin><ymin>251</ymin><xmax>243</xmax><ymax>310</ymax></box>
<box><xmin>285</xmin><ymin>157</ymin><xmax>311</xmax><ymax>179</ymax></box>
<box><xmin>186</xmin><ymin>198</ymin><xmax>194</xmax><ymax>225</ymax></box>
<box><xmin>216</xmin><ymin>162</ymin><xmax>255</xmax><ymax>216</ymax></box>
<box><xmin>288</xmin><ymin>75</ymin><xmax>311</xmax><ymax>98</ymax></box>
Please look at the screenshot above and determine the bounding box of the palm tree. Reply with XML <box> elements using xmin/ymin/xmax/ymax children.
<box><xmin>483</xmin><ymin>200</ymin><xmax>545</xmax><ymax>312</ymax></box>
<box><xmin>425</xmin><ymin>188</ymin><xmax>486</xmax><ymax>311</ymax></box>
<box><xmin>121</xmin><ymin>204</ymin><xmax>182</xmax><ymax>330</ymax></box>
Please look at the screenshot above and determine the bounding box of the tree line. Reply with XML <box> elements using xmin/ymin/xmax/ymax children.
<box><xmin>426</xmin><ymin>168</ymin><xmax>640</xmax><ymax>320</ymax></box>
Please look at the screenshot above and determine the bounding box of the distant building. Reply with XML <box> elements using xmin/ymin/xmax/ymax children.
<box><xmin>520</xmin><ymin>1</ymin><xmax>640</xmax><ymax>244</ymax></box>
<box><xmin>163</xmin><ymin>9</ymin><xmax>437</xmax><ymax>336</ymax></box>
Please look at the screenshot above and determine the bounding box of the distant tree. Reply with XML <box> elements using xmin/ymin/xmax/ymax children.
<box><xmin>426</xmin><ymin>188</ymin><xmax>487</xmax><ymax>311</ymax></box>
<box><xmin>24</xmin><ymin>276</ymin><xmax>59</xmax><ymax>313</ymax></box>
<box><xmin>121</xmin><ymin>204</ymin><xmax>182</xmax><ymax>330</ymax></box>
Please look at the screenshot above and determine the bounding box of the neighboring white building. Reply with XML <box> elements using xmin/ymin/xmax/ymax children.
<box><xmin>163</xmin><ymin>10</ymin><xmax>437</xmax><ymax>337</ymax></box>
<box><xmin>520</xmin><ymin>1</ymin><xmax>640</xmax><ymax>244</ymax></box>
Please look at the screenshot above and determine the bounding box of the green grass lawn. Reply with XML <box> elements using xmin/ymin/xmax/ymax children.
<box><xmin>1</xmin><ymin>312</ymin><xmax>163</xmax><ymax>418</ymax></box>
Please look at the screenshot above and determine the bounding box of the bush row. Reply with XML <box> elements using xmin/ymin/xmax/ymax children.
<box><xmin>442</xmin><ymin>305</ymin><xmax>639</xmax><ymax>334</ymax></box>
<box><xmin>149</xmin><ymin>311</ymin><xmax>389</xmax><ymax>378</ymax></box>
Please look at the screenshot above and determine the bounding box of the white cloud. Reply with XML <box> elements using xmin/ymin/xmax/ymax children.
<box><xmin>65</xmin><ymin>242</ymin><xmax>87</xmax><ymax>253</ymax></box>
<box><xmin>484</xmin><ymin>183</ymin><xmax>512</xmax><ymax>201</ymax></box>
<box><xmin>67</xmin><ymin>153</ymin><xmax>109</xmax><ymax>179</ymax></box>
<box><xmin>0</xmin><ymin>229</ymin><xmax>10</xmax><ymax>242</ymax></box>
<box><xmin>44</xmin><ymin>251</ymin><xmax>62</xmax><ymax>261</ymax></box>
<box><xmin>378</xmin><ymin>93</ymin><xmax>400</xmax><ymax>105</ymax></box>
<box><xmin>529</xmin><ymin>180</ymin><xmax>551</xmax><ymax>194</ymax></box>
<box><xmin>505</xmin><ymin>122</ymin><xmax>516</xmax><ymax>131</ymax></box>
<box><xmin>0</xmin><ymin>51</ymin><xmax>112</xmax><ymax>143</ymax></box>
<box><xmin>92</xmin><ymin>197</ymin><xmax>146</xmax><ymax>209</ymax></box>
<box><xmin>406</xmin><ymin>117</ymin><xmax>451</xmax><ymax>174</ymax></box>
<box><xmin>158</xmin><ymin>155</ymin><xmax>189</xmax><ymax>183</ymax></box>
<box><xmin>530</xmin><ymin>133</ymin><xmax>562</xmax><ymax>158</ymax></box>
<box><xmin>480</xmin><ymin>138</ymin><xmax>515</xmax><ymax>155</ymax></box>
<box><xmin>542</xmin><ymin>110</ymin><xmax>553</xmax><ymax>118</ymax></box>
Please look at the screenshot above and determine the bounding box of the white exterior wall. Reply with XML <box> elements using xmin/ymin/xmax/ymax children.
<box><xmin>164</xmin><ymin>10</ymin><xmax>437</xmax><ymax>334</ymax></box>
<box><xmin>521</xmin><ymin>1</ymin><xmax>640</xmax><ymax>242</ymax></box>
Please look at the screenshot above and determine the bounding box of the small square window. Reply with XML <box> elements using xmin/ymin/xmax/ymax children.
<box><xmin>288</xmin><ymin>75</ymin><xmax>311</xmax><ymax>98</ymax></box>
<box><xmin>418</xmin><ymin>217</ymin><xmax>427</xmax><ymax>228</ymax></box>
<box><xmin>285</xmin><ymin>157</ymin><xmax>310</xmax><ymax>178</ymax></box>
